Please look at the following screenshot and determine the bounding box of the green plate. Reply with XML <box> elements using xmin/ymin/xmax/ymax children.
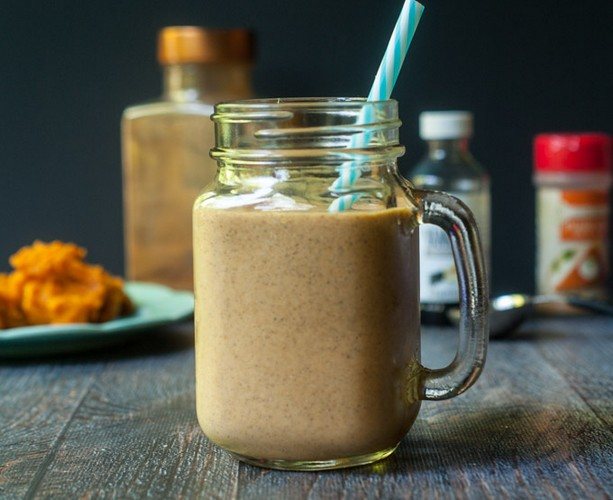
<box><xmin>0</xmin><ymin>282</ymin><xmax>194</xmax><ymax>358</ymax></box>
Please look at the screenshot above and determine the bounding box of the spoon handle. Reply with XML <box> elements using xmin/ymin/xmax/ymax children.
<box><xmin>564</xmin><ymin>296</ymin><xmax>613</xmax><ymax>316</ymax></box>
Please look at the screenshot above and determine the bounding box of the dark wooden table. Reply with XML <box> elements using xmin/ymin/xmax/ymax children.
<box><xmin>1</xmin><ymin>316</ymin><xmax>611</xmax><ymax>499</ymax></box>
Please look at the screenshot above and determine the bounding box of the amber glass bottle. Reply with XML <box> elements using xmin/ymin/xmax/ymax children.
<box><xmin>122</xmin><ymin>27</ymin><xmax>254</xmax><ymax>290</ymax></box>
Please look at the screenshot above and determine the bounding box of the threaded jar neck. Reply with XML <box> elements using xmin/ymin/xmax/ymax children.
<box><xmin>211</xmin><ymin>98</ymin><xmax>405</xmax><ymax>166</ymax></box>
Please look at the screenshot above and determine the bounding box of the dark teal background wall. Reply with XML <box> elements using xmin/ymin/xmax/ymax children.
<box><xmin>1</xmin><ymin>0</ymin><xmax>611</xmax><ymax>294</ymax></box>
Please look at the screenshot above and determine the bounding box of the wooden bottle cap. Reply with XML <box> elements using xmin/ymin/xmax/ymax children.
<box><xmin>157</xmin><ymin>26</ymin><xmax>254</xmax><ymax>65</ymax></box>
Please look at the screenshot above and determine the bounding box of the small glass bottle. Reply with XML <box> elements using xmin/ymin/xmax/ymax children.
<box><xmin>534</xmin><ymin>133</ymin><xmax>611</xmax><ymax>298</ymax></box>
<box><xmin>122</xmin><ymin>26</ymin><xmax>255</xmax><ymax>290</ymax></box>
<box><xmin>409</xmin><ymin>111</ymin><xmax>491</xmax><ymax>324</ymax></box>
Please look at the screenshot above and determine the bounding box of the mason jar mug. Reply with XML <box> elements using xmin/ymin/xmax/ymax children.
<box><xmin>193</xmin><ymin>98</ymin><xmax>488</xmax><ymax>471</ymax></box>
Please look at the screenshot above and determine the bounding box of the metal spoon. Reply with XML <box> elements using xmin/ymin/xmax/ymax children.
<box><xmin>447</xmin><ymin>293</ymin><xmax>613</xmax><ymax>339</ymax></box>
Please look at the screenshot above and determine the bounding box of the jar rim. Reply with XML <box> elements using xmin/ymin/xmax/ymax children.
<box><xmin>211</xmin><ymin>97</ymin><xmax>404</xmax><ymax>165</ymax></box>
<box><xmin>215</xmin><ymin>97</ymin><xmax>397</xmax><ymax>112</ymax></box>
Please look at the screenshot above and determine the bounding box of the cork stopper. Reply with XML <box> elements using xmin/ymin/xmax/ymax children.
<box><xmin>157</xmin><ymin>26</ymin><xmax>254</xmax><ymax>65</ymax></box>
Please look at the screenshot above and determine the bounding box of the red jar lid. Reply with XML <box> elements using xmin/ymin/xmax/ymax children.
<box><xmin>534</xmin><ymin>133</ymin><xmax>612</xmax><ymax>174</ymax></box>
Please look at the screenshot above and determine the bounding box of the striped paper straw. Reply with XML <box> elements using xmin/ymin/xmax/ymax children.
<box><xmin>329</xmin><ymin>0</ymin><xmax>424</xmax><ymax>212</ymax></box>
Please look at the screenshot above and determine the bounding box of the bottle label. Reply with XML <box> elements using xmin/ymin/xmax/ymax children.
<box><xmin>537</xmin><ymin>188</ymin><xmax>609</xmax><ymax>294</ymax></box>
<box><xmin>419</xmin><ymin>191</ymin><xmax>490</xmax><ymax>304</ymax></box>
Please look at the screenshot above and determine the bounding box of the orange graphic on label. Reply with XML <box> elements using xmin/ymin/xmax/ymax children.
<box><xmin>560</xmin><ymin>216</ymin><xmax>607</xmax><ymax>241</ymax></box>
<box><xmin>555</xmin><ymin>246</ymin><xmax>606</xmax><ymax>291</ymax></box>
<box><xmin>562</xmin><ymin>190</ymin><xmax>608</xmax><ymax>206</ymax></box>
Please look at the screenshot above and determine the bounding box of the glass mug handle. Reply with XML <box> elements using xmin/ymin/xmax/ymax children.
<box><xmin>412</xmin><ymin>189</ymin><xmax>489</xmax><ymax>400</ymax></box>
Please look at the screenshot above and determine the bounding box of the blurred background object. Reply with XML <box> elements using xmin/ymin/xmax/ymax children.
<box><xmin>410</xmin><ymin>111</ymin><xmax>490</xmax><ymax>323</ymax></box>
<box><xmin>122</xmin><ymin>26</ymin><xmax>254</xmax><ymax>290</ymax></box>
<box><xmin>0</xmin><ymin>0</ymin><xmax>611</xmax><ymax>295</ymax></box>
<box><xmin>533</xmin><ymin>133</ymin><xmax>611</xmax><ymax>297</ymax></box>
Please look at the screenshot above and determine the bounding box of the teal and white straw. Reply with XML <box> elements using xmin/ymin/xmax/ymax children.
<box><xmin>329</xmin><ymin>0</ymin><xmax>424</xmax><ymax>212</ymax></box>
<box><xmin>367</xmin><ymin>0</ymin><xmax>423</xmax><ymax>102</ymax></box>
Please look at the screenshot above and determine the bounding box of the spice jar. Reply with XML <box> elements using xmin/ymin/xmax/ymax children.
<box><xmin>534</xmin><ymin>133</ymin><xmax>612</xmax><ymax>297</ymax></box>
<box><xmin>122</xmin><ymin>27</ymin><xmax>255</xmax><ymax>290</ymax></box>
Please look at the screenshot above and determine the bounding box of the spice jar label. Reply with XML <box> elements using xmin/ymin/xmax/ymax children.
<box><xmin>537</xmin><ymin>188</ymin><xmax>609</xmax><ymax>293</ymax></box>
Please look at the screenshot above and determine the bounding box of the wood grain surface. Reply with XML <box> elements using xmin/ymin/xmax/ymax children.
<box><xmin>0</xmin><ymin>318</ymin><xmax>611</xmax><ymax>499</ymax></box>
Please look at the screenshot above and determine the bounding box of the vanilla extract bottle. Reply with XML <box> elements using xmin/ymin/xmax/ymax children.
<box><xmin>409</xmin><ymin>111</ymin><xmax>491</xmax><ymax>324</ymax></box>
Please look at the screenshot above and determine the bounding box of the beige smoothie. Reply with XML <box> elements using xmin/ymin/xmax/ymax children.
<box><xmin>193</xmin><ymin>205</ymin><xmax>422</xmax><ymax>462</ymax></box>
